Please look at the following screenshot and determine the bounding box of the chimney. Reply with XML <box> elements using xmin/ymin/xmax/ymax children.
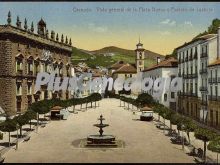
<box><xmin>218</xmin><ymin>26</ymin><xmax>220</xmax><ymax>59</ymax></box>
<box><xmin>156</xmin><ymin>57</ymin><xmax>161</xmax><ymax>65</ymax></box>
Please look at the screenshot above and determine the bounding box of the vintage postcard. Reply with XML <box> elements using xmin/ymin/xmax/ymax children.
<box><xmin>0</xmin><ymin>1</ymin><xmax>219</xmax><ymax>163</ymax></box>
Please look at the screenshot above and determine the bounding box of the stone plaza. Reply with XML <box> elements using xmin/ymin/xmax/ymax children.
<box><xmin>3</xmin><ymin>98</ymin><xmax>195</xmax><ymax>163</ymax></box>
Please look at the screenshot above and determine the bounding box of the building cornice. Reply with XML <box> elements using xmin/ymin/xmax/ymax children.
<box><xmin>0</xmin><ymin>25</ymin><xmax>73</xmax><ymax>53</ymax></box>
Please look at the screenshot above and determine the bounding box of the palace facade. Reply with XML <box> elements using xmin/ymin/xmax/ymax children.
<box><xmin>0</xmin><ymin>11</ymin><xmax>73</xmax><ymax>116</ymax></box>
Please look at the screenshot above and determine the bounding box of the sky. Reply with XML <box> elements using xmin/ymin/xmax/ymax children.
<box><xmin>1</xmin><ymin>2</ymin><xmax>220</xmax><ymax>55</ymax></box>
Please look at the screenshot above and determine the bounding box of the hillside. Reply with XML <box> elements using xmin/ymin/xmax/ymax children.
<box><xmin>166</xmin><ymin>18</ymin><xmax>220</xmax><ymax>59</ymax></box>
<box><xmin>72</xmin><ymin>46</ymin><xmax>164</xmax><ymax>68</ymax></box>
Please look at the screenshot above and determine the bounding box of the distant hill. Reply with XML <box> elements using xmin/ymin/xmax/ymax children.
<box><xmin>72</xmin><ymin>46</ymin><xmax>164</xmax><ymax>68</ymax></box>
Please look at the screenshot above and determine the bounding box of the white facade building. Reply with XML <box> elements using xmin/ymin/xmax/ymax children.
<box><xmin>142</xmin><ymin>58</ymin><xmax>178</xmax><ymax>110</ymax></box>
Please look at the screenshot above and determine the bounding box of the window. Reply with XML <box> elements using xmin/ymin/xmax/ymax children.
<box><xmin>171</xmin><ymin>92</ymin><xmax>175</xmax><ymax>98</ymax></box>
<box><xmin>164</xmin><ymin>93</ymin><xmax>167</xmax><ymax>101</ymax></box>
<box><xmin>16</xmin><ymin>83</ymin><xmax>22</xmax><ymax>95</ymax></box>
<box><xmin>27</xmin><ymin>62</ymin><xmax>33</xmax><ymax>74</ymax></box>
<box><xmin>16</xmin><ymin>61</ymin><xmax>23</xmax><ymax>72</ymax></box>
<box><xmin>27</xmin><ymin>83</ymin><xmax>32</xmax><ymax>95</ymax></box>
<box><xmin>216</xmin><ymin>111</ymin><xmax>219</xmax><ymax>126</ymax></box>
<box><xmin>139</xmin><ymin>52</ymin><xmax>142</xmax><ymax>59</ymax></box>
<box><xmin>139</xmin><ymin>61</ymin><xmax>142</xmax><ymax>65</ymax></box>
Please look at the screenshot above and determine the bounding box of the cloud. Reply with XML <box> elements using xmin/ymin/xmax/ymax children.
<box><xmin>160</xmin><ymin>19</ymin><xmax>176</xmax><ymax>26</ymax></box>
<box><xmin>184</xmin><ymin>21</ymin><xmax>193</xmax><ymax>27</ymax></box>
<box><xmin>88</xmin><ymin>23</ymin><xmax>108</xmax><ymax>33</ymax></box>
<box><xmin>158</xmin><ymin>31</ymin><xmax>171</xmax><ymax>35</ymax></box>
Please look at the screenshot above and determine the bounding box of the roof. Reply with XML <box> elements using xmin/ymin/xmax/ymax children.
<box><xmin>176</xmin><ymin>34</ymin><xmax>217</xmax><ymax>50</ymax></box>
<box><xmin>136</xmin><ymin>42</ymin><xmax>143</xmax><ymax>46</ymax></box>
<box><xmin>208</xmin><ymin>59</ymin><xmax>220</xmax><ymax>67</ymax></box>
<box><xmin>113</xmin><ymin>63</ymin><xmax>137</xmax><ymax>74</ymax></box>
<box><xmin>38</xmin><ymin>18</ymin><xmax>46</xmax><ymax>26</ymax></box>
<box><xmin>140</xmin><ymin>106</ymin><xmax>152</xmax><ymax>111</ymax></box>
<box><xmin>143</xmin><ymin>57</ymin><xmax>178</xmax><ymax>72</ymax></box>
<box><xmin>51</xmin><ymin>106</ymin><xmax>63</xmax><ymax>111</ymax></box>
<box><xmin>109</xmin><ymin>61</ymin><xmax>128</xmax><ymax>69</ymax></box>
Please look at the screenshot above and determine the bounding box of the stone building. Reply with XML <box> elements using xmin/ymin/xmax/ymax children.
<box><xmin>0</xmin><ymin>11</ymin><xmax>73</xmax><ymax>116</ymax></box>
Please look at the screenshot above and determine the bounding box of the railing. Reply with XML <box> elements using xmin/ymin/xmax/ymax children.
<box><xmin>199</xmin><ymin>86</ymin><xmax>208</xmax><ymax>91</ymax></box>
<box><xmin>212</xmin><ymin>78</ymin><xmax>217</xmax><ymax>83</ymax></box>
<box><xmin>199</xmin><ymin>68</ymin><xmax>208</xmax><ymax>74</ymax></box>
<box><xmin>208</xmin><ymin>95</ymin><xmax>218</xmax><ymax>101</ymax></box>
<box><xmin>192</xmin><ymin>73</ymin><xmax>198</xmax><ymax>78</ymax></box>
<box><xmin>200</xmin><ymin>53</ymin><xmax>208</xmax><ymax>58</ymax></box>
<box><xmin>201</xmin><ymin>100</ymin><xmax>208</xmax><ymax>106</ymax></box>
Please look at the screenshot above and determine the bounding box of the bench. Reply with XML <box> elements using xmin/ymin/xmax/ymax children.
<box><xmin>23</xmin><ymin>136</ymin><xmax>30</xmax><ymax>142</ymax></box>
<box><xmin>194</xmin><ymin>157</ymin><xmax>204</xmax><ymax>163</ymax></box>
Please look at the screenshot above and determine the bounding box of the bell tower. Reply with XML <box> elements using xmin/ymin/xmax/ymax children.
<box><xmin>135</xmin><ymin>37</ymin><xmax>145</xmax><ymax>72</ymax></box>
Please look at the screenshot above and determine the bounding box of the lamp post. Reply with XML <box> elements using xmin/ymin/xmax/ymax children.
<box><xmin>16</xmin><ymin>123</ymin><xmax>19</xmax><ymax>150</ymax></box>
<box><xmin>181</xmin><ymin>124</ymin><xmax>185</xmax><ymax>150</ymax></box>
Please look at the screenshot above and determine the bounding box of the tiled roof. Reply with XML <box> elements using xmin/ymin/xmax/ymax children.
<box><xmin>143</xmin><ymin>57</ymin><xmax>178</xmax><ymax>72</ymax></box>
<box><xmin>113</xmin><ymin>63</ymin><xmax>137</xmax><ymax>74</ymax></box>
<box><xmin>208</xmin><ymin>59</ymin><xmax>220</xmax><ymax>67</ymax></box>
<box><xmin>176</xmin><ymin>34</ymin><xmax>217</xmax><ymax>50</ymax></box>
<box><xmin>109</xmin><ymin>61</ymin><xmax>128</xmax><ymax>69</ymax></box>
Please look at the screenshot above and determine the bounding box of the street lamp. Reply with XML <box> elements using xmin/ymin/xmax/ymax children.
<box><xmin>16</xmin><ymin>123</ymin><xmax>19</xmax><ymax>150</ymax></box>
<box><xmin>181</xmin><ymin>124</ymin><xmax>185</xmax><ymax>150</ymax></box>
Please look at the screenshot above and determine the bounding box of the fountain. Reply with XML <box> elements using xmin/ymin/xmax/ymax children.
<box><xmin>86</xmin><ymin>114</ymin><xmax>117</xmax><ymax>147</ymax></box>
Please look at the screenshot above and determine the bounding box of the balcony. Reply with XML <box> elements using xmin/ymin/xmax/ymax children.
<box><xmin>199</xmin><ymin>86</ymin><xmax>208</xmax><ymax>92</ymax></box>
<box><xmin>199</xmin><ymin>68</ymin><xmax>207</xmax><ymax>74</ymax></box>
<box><xmin>201</xmin><ymin>100</ymin><xmax>208</xmax><ymax>106</ymax></box>
<box><xmin>192</xmin><ymin>73</ymin><xmax>198</xmax><ymax>78</ymax></box>
<box><xmin>212</xmin><ymin>78</ymin><xmax>217</xmax><ymax>83</ymax></box>
<box><xmin>200</xmin><ymin>53</ymin><xmax>208</xmax><ymax>58</ymax></box>
<box><xmin>208</xmin><ymin>95</ymin><xmax>218</xmax><ymax>101</ymax></box>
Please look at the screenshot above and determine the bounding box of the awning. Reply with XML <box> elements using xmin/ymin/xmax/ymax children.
<box><xmin>140</xmin><ymin>106</ymin><xmax>152</xmax><ymax>111</ymax></box>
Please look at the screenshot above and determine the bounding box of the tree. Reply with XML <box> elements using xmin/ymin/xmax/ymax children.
<box><xmin>24</xmin><ymin>110</ymin><xmax>37</xmax><ymax>130</ymax></box>
<box><xmin>13</xmin><ymin>114</ymin><xmax>29</xmax><ymax>137</ymax></box>
<box><xmin>170</xmin><ymin>113</ymin><xmax>183</xmax><ymax>135</ymax></box>
<box><xmin>194</xmin><ymin>127</ymin><xmax>217</xmax><ymax>162</ymax></box>
<box><xmin>208</xmin><ymin>137</ymin><xmax>220</xmax><ymax>163</ymax></box>
<box><xmin>182</xmin><ymin>118</ymin><xmax>197</xmax><ymax>144</ymax></box>
<box><xmin>0</xmin><ymin>118</ymin><xmax>17</xmax><ymax>147</ymax></box>
<box><xmin>136</xmin><ymin>93</ymin><xmax>155</xmax><ymax>108</ymax></box>
<box><xmin>152</xmin><ymin>103</ymin><xmax>164</xmax><ymax>121</ymax></box>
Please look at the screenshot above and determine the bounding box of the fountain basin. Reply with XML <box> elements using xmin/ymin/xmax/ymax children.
<box><xmin>87</xmin><ymin>135</ymin><xmax>116</xmax><ymax>144</ymax></box>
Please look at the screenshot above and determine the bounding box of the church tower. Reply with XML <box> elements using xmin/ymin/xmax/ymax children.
<box><xmin>135</xmin><ymin>37</ymin><xmax>145</xmax><ymax>72</ymax></box>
